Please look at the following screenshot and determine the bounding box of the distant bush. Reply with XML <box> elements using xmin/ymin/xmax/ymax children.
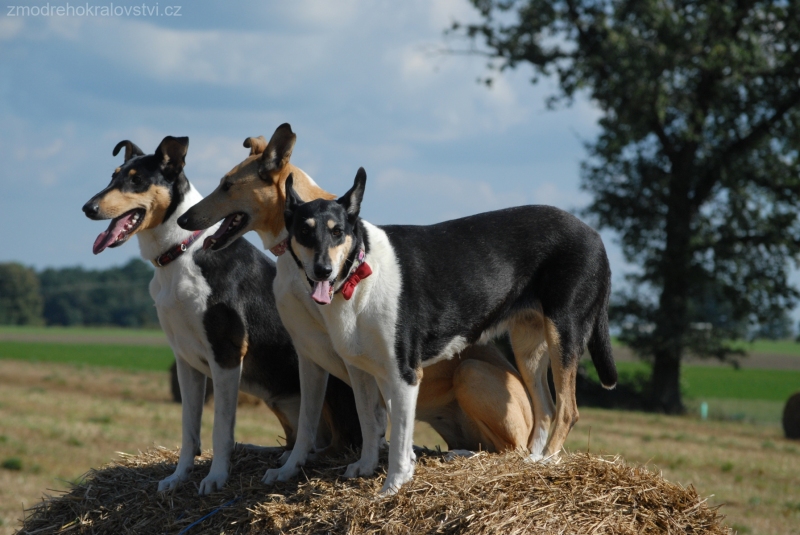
<box><xmin>0</xmin><ymin>263</ymin><xmax>44</xmax><ymax>325</ymax></box>
<box><xmin>38</xmin><ymin>258</ymin><xmax>158</xmax><ymax>328</ymax></box>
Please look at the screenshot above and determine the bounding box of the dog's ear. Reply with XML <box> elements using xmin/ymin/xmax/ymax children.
<box><xmin>261</xmin><ymin>123</ymin><xmax>296</xmax><ymax>174</ymax></box>
<box><xmin>112</xmin><ymin>140</ymin><xmax>144</xmax><ymax>162</ymax></box>
<box><xmin>284</xmin><ymin>173</ymin><xmax>305</xmax><ymax>228</ymax></box>
<box><xmin>243</xmin><ymin>136</ymin><xmax>268</xmax><ymax>156</ymax></box>
<box><xmin>337</xmin><ymin>167</ymin><xmax>367</xmax><ymax>221</ymax></box>
<box><xmin>155</xmin><ymin>136</ymin><xmax>189</xmax><ymax>176</ymax></box>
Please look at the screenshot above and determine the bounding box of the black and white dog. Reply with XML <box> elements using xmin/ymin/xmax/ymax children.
<box><xmin>264</xmin><ymin>168</ymin><xmax>616</xmax><ymax>494</ymax></box>
<box><xmin>82</xmin><ymin>136</ymin><xmax>360</xmax><ymax>495</ymax></box>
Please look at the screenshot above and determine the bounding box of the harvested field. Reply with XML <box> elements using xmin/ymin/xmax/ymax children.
<box><xmin>19</xmin><ymin>448</ymin><xmax>727</xmax><ymax>535</ymax></box>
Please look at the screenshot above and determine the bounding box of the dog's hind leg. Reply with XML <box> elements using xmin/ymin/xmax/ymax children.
<box><xmin>343</xmin><ymin>365</ymin><xmax>386</xmax><ymax>478</ymax></box>
<box><xmin>158</xmin><ymin>356</ymin><xmax>206</xmax><ymax>492</ymax></box>
<box><xmin>262</xmin><ymin>354</ymin><xmax>329</xmax><ymax>485</ymax></box>
<box><xmin>508</xmin><ymin>311</ymin><xmax>555</xmax><ymax>461</ymax></box>
<box><xmin>198</xmin><ymin>363</ymin><xmax>241</xmax><ymax>495</ymax></box>
<box><xmin>453</xmin><ymin>358</ymin><xmax>534</xmax><ymax>452</ymax></box>
<box><xmin>540</xmin><ymin>320</ymin><xmax>580</xmax><ymax>461</ymax></box>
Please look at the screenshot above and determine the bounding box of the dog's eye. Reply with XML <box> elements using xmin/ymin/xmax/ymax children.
<box><xmin>331</xmin><ymin>228</ymin><xmax>343</xmax><ymax>238</ymax></box>
<box><xmin>301</xmin><ymin>226</ymin><xmax>312</xmax><ymax>235</ymax></box>
<box><xmin>222</xmin><ymin>182</ymin><xmax>232</xmax><ymax>192</ymax></box>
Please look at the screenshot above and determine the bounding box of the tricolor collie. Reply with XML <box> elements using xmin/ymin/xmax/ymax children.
<box><xmin>177</xmin><ymin>125</ymin><xmax>536</xmax><ymax>476</ymax></box>
<box><xmin>270</xmin><ymin>167</ymin><xmax>616</xmax><ymax>494</ymax></box>
<box><xmin>82</xmin><ymin>136</ymin><xmax>361</xmax><ymax>495</ymax></box>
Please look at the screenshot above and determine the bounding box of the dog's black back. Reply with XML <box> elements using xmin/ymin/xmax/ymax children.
<box><xmin>381</xmin><ymin>205</ymin><xmax>613</xmax><ymax>384</ymax></box>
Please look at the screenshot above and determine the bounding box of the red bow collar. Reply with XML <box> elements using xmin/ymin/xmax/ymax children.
<box><xmin>339</xmin><ymin>261</ymin><xmax>372</xmax><ymax>300</ymax></box>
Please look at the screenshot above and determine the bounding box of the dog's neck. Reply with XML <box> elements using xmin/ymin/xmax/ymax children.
<box><xmin>136</xmin><ymin>184</ymin><xmax>207</xmax><ymax>262</ymax></box>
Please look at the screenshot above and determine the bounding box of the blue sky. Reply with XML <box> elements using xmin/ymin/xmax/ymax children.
<box><xmin>0</xmin><ymin>0</ymin><xmax>630</xmax><ymax>282</ymax></box>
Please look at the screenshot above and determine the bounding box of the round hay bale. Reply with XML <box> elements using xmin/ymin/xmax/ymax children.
<box><xmin>18</xmin><ymin>448</ymin><xmax>729</xmax><ymax>534</ymax></box>
<box><xmin>784</xmin><ymin>391</ymin><xmax>800</xmax><ymax>439</ymax></box>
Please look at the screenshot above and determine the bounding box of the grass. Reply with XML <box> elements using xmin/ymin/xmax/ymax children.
<box><xmin>0</xmin><ymin>341</ymin><xmax>173</xmax><ymax>372</ymax></box>
<box><xmin>585</xmin><ymin>360</ymin><xmax>800</xmax><ymax>402</ymax></box>
<box><xmin>1</xmin><ymin>359</ymin><xmax>798</xmax><ymax>535</ymax></box>
<box><xmin>0</xmin><ymin>325</ymin><xmax>163</xmax><ymax>338</ymax></box>
<box><xmin>612</xmin><ymin>335</ymin><xmax>800</xmax><ymax>357</ymax></box>
<box><xmin>730</xmin><ymin>338</ymin><xmax>800</xmax><ymax>357</ymax></box>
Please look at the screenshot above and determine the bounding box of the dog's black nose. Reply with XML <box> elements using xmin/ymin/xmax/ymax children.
<box><xmin>177</xmin><ymin>213</ymin><xmax>190</xmax><ymax>229</ymax></box>
<box><xmin>314</xmin><ymin>264</ymin><xmax>333</xmax><ymax>280</ymax></box>
<box><xmin>82</xmin><ymin>201</ymin><xmax>99</xmax><ymax>218</ymax></box>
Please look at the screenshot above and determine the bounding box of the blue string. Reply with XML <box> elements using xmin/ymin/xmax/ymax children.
<box><xmin>177</xmin><ymin>496</ymin><xmax>241</xmax><ymax>535</ymax></box>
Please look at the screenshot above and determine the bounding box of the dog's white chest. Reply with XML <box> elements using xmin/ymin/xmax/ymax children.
<box><xmin>317</xmin><ymin>223</ymin><xmax>404</xmax><ymax>380</ymax></box>
<box><xmin>150</xmin><ymin>258</ymin><xmax>213</xmax><ymax>374</ymax></box>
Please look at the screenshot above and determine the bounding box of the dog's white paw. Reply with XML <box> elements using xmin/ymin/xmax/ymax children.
<box><xmin>158</xmin><ymin>467</ymin><xmax>192</xmax><ymax>492</ymax></box>
<box><xmin>443</xmin><ymin>449</ymin><xmax>476</xmax><ymax>462</ymax></box>
<box><xmin>378</xmin><ymin>467</ymin><xmax>414</xmax><ymax>497</ymax></box>
<box><xmin>262</xmin><ymin>465</ymin><xmax>299</xmax><ymax>485</ymax></box>
<box><xmin>526</xmin><ymin>451</ymin><xmax>559</xmax><ymax>464</ymax></box>
<box><xmin>198</xmin><ymin>470</ymin><xmax>228</xmax><ymax>495</ymax></box>
<box><xmin>343</xmin><ymin>458</ymin><xmax>378</xmax><ymax>479</ymax></box>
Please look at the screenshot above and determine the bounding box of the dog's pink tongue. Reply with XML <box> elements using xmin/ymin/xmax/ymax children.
<box><xmin>92</xmin><ymin>214</ymin><xmax>134</xmax><ymax>255</ymax></box>
<box><xmin>311</xmin><ymin>280</ymin><xmax>332</xmax><ymax>305</ymax></box>
<box><xmin>203</xmin><ymin>214</ymin><xmax>237</xmax><ymax>250</ymax></box>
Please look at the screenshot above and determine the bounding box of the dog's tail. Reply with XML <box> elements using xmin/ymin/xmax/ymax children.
<box><xmin>587</xmin><ymin>310</ymin><xmax>617</xmax><ymax>389</ymax></box>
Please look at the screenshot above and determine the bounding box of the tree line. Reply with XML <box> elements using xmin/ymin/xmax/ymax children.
<box><xmin>0</xmin><ymin>259</ymin><xmax>159</xmax><ymax>328</ymax></box>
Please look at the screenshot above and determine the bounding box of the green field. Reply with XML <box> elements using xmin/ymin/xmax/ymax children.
<box><xmin>0</xmin><ymin>325</ymin><xmax>164</xmax><ymax>338</ymax></box>
<box><xmin>2</xmin><ymin>328</ymin><xmax>799</xmax><ymax>401</ymax></box>
<box><xmin>612</xmin><ymin>335</ymin><xmax>800</xmax><ymax>357</ymax></box>
<box><xmin>0</xmin><ymin>341</ymin><xmax>173</xmax><ymax>372</ymax></box>
<box><xmin>586</xmin><ymin>360</ymin><xmax>800</xmax><ymax>402</ymax></box>
<box><xmin>730</xmin><ymin>338</ymin><xmax>800</xmax><ymax>356</ymax></box>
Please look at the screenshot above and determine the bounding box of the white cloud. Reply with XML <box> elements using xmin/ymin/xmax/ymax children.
<box><xmin>530</xmin><ymin>181</ymin><xmax>590</xmax><ymax>208</ymax></box>
<box><xmin>372</xmin><ymin>167</ymin><xmax>523</xmax><ymax>222</ymax></box>
<box><xmin>0</xmin><ymin>17</ymin><xmax>25</xmax><ymax>40</ymax></box>
<box><xmin>33</xmin><ymin>17</ymin><xmax>327</xmax><ymax>91</ymax></box>
<box><xmin>274</xmin><ymin>0</ymin><xmax>361</xmax><ymax>28</ymax></box>
<box><xmin>14</xmin><ymin>138</ymin><xmax>64</xmax><ymax>160</ymax></box>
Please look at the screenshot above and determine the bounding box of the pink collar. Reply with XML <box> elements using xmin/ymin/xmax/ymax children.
<box><xmin>270</xmin><ymin>238</ymin><xmax>289</xmax><ymax>256</ymax></box>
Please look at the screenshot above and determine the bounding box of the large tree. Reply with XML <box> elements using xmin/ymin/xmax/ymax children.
<box><xmin>455</xmin><ymin>0</ymin><xmax>800</xmax><ymax>412</ymax></box>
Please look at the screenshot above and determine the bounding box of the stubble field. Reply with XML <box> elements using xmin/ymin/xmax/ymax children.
<box><xmin>0</xmin><ymin>328</ymin><xmax>799</xmax><ymax>534</ymax></box>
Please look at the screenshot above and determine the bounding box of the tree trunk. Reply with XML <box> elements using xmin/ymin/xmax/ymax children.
<box><xmin>649</xmin><ymin>155</ymin><xmax>694</xmax><ymax>414</ymax></box>
<box><xmin>650</xmin><ymin>347</ymin><xmax>683</xmax><ymax>413</ymax></box>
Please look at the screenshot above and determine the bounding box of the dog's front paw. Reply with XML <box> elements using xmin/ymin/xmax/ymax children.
<box><xmin>262</xmin><ymin>465</ymin><xmax>298</xmax><ymax>485</ymax></box>
<box><xmin>278</xmin><ymin>449</ymin><xmax>292</xmax><ymax>464</ymax></box>
<box><xmin>198</xmin><ymin>470</ymin><xmax>228</xmax><ymax>495</ymax></box>
<box><xmin>343</xmin><ymin>458</ymin><xmax>378</xmax><ymax>479</ymax></box>
<box><xmin>158</xmin><ymin>470</ymin><xmax>189</xmax><ymax>492</ymax></box>
<box><xmin>378</xmin><ymin>467</ymin><xmax>414</xmax><ymax>497</ymax></box>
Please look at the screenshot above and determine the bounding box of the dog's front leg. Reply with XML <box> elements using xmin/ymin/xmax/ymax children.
<box><xmin>343</xmin><ymin>365</ymin><xmax>385</xmax><ymax>478</ymax></box>
<box><xmin>379</xmin><ymin>377</ymin><xmax>420</xmax><ymax>496</ymax></box>
<box><xmin>159</xmin><ymin>357</ymin><xmax>206</xmax><ymax>492</ymax></box>
<box><xmin>198</xmin><ymin>364</ymin><xmax>241</xmax><ymax>495</ymax></box>
<box><xmin>262</xmin><ymin>354</ymin><xmax>328</xmax><ymax>484</ymax></box>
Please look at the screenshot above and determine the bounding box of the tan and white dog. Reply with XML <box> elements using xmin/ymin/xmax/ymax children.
<box><xmin>83</xmin><ymin>136</ymin><xmax>363</xmax><ymax>495</ymax></box>
<box><xmin>177</xmin><ymin>124</ymin><xmax>535</xmax><ymax>468</ymax></box>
